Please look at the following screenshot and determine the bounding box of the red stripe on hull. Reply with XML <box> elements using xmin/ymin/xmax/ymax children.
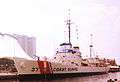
<box><xmin>37</xmin><ymin>60</ymin><xmax>52</xmax><ymax>74</ymax></box>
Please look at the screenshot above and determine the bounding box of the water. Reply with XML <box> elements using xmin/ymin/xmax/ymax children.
<box><xmin>0</xmin><ymin>72</ymin><xmax>120</xmax><ymax>82</ymax></box>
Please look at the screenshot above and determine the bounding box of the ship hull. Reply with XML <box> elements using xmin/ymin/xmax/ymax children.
<box><xmin>51</xmin><ymin>72</ymin><xmax>107</xmax><ymax>79</ymax></box>
<box><xmin>0</xmin><ymin>73</ymin><xmax>17</xmax><ymax>80</ymax></box>
<box><xmin>109</xmin><ymin>66</ymin><xmax>120</xmax><ymax>72</ymax></box>
<box><xmin>0</xmin><ymin>71</ymin><xmax>108</xmax><ymax>80</ymax></box>
<box><xmin>0</xmin><ymin>57</ymin><xmax>109</xmax><ymax>80</ymax></box>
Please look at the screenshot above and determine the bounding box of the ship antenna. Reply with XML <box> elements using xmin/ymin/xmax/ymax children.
<box><xmin>90</xmin><ymin>34</ymin><xmax>93</xmax><ymax>58</ymax></box>
<box><xmin>76</xmin><ymin>25</ymin><xmax>79</xmax><ymax>40</ymax></box>
<box><xmin>67</xmin><ymin>9</ymin><xmax>72</xmax><ymax>45</ymax></box>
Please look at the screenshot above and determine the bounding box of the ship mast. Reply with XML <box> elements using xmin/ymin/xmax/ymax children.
<box><xmin>89</xmin><ymin>34</ymin><xmax>93</xmax><ymax>58</ymax></box>
<box><xmin>67</xmin><ymin>9</ymin><xmax>72</xmax><ymax>45</ymax></box>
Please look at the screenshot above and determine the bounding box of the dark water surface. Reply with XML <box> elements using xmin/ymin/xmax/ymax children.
<box><xmin>0</xmin><ymin>72</ymin><xmax>120</xmax><ymax>82</ymax></box>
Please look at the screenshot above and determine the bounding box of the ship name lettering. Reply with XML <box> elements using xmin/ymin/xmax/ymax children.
<box><xmin>68</xmin><ymin>67</ymin><xmax>78</xmax><ymax>71</ymax></box>
<box><xmin>53</xmin><ymin>68</ymin><xmax>66</xmax><ymax>71</ymax></box>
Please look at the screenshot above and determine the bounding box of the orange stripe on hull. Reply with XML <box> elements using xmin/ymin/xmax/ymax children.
<box><xmin>37</xmin><ymin>60</ymin><xmax>52</xmax><ymax>74</ymax></box>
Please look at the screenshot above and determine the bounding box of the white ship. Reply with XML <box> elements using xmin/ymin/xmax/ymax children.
<box><xmin>49</xmin><ymin>16</ymin><xmax>110</xmax><ymax>77</ymax></box>
<box><xmin>0</xmin><ymin>15</ymin><xmax>110</xmax><ymax>79</ymax></box>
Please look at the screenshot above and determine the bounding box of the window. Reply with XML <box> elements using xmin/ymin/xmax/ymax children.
<box><xmin>71</xmin><ymin>62</ymin><xmax>74</xmax><ymax>64</ymax></box>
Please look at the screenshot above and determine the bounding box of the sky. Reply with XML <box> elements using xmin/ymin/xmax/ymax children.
<box><xmin>0</xmin><ymin>0</ymin><xmax>120</xmax><ymax>64</ymax></box>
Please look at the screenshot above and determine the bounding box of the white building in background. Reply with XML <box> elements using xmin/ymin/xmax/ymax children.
<box><xmin>0</xmin><ymin>33</ymin><xmax>36</xmax><ymax>59</ymax></box>
<box><xmin>13</xmin><ymin>34</ymin><xmax>36</xmax><ymax>58</ymax></box>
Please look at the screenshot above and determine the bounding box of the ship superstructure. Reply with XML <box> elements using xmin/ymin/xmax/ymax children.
<box><xmin>49</xmin><ymin>17</ymin><xmax>109</xmax><ymax>76</ymax></box>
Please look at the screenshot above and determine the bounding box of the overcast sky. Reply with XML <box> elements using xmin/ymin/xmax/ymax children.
<box><xmin>0</xmin><ymin>0</ymin><xmax>120</xmax><ymax>64</ymax></box>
